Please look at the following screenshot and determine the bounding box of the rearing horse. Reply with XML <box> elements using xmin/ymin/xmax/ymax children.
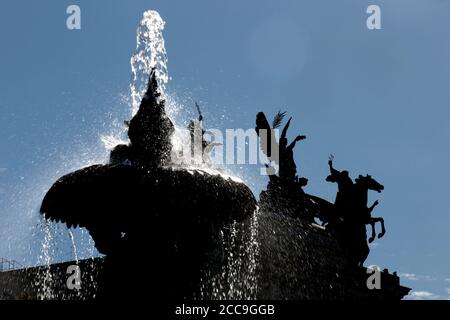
<box><xmin>325</xmin><ymin>160</ymin><xmax>387</xmax><ymax>266</ymax></box>
<box><xmin>353</xmin><ymin>174</ymin><xmax>386</xmax><ymax>243</ymax></box>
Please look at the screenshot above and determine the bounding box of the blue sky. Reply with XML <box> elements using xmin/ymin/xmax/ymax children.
<box><xmin>1</xmin><ymin>0</ymin><xmax>450</xmax><ymax>299</ymax></box>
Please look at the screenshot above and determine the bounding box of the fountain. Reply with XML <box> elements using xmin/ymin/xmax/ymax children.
<box><xmin>0</xmin><ymin>10</ymin><xmax>410</xmax><ymax>302</ymax></box>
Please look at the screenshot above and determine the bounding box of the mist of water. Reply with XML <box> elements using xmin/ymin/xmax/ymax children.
<box><xmin>198</xmin><ymin>210</ymin><xmax>260</xmax><ymax>299</ymax></box>
<box><xmin>36</xmin><ymin>221</ymin><xmax>55</xmax><ymax>300</ymax></box>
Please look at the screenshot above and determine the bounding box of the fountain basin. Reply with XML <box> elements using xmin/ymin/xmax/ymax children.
<box><xmin>40</xmin><ymin>163</ymin><xmax>257</xmax><ymax>299</ymax></box>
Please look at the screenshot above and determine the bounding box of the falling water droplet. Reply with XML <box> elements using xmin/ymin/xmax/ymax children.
<box><xmin>68</xmin><ymin>229</ymin><xmax>79</xmax><ymax>264</ymax></box>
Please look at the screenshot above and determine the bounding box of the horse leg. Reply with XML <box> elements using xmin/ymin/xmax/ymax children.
<box><xmin>372</xmin><ymin>217</ymin><xmax>386</xmax><ymax>238</ymax></box>
<box><xmin>378</xmin><ymin>218</ymin><xmax>386</xmax><ymax>238</ymax></box>
<box><xmin>368</xmin><ymin>221</ymin><xmax>376</xmax><ymax>243</ymax></box>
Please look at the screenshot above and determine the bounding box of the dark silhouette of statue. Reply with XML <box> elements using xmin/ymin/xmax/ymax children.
<box><xmin>255</xmin><ymin>111</ymin><xmax>307</xmax><ymax>186</ymax></box>
<box><xmin>40</xmin><ymin>70</ymin><xmax>257</xmax><ymax>300</ymax></box>
<box><xmin>326</xmin><ymin>158</ymin><xmax>354</xmax><ymax>216</ymax></box>
<box><xmin>127</xmin><ymin>68</ymin><xmax>174</xmax><ymax>167</ymax></box>
<box><xmin>256</xmin><ymin>111</ymin><xmax>310</xmax><ymax>220</ymax></box>
<box><xmin>109</xmin><ymin>68</ymin><xmax>174</xmax><ymax>168</ymax></box>
<box><xmin>187</xmin><ymin>102</ymin><xmax>221</xmax><ymax>164</ymax></box>
<box><xmin>325</xmin><ymin>158</ymin><xmax>386</xmax><ymax>267</ymax></box>
<box><xmin>353</xmin><ymin>175</ymin><xmax>386</xmax><ymax>243</ymax></box>
<box><xmin>279</xmin><ymin>118</ymin><xmax>307</xmax><ymax>184</ymax></box>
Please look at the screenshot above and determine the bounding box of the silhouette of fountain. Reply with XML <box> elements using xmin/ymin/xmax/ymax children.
<box><xmin>0</xmin><ymin>81</ymin><xmax>411</xmax><ymax>301</ymax></box>
<box><xmin>39</xmin><ymin>70</ymin><xmax>257</xmax><ymax>299</ymax></box>
<box><xmin>0</xmin><ymin>11</ymin><xmax>411</xmax><ymax>301</ymax></box>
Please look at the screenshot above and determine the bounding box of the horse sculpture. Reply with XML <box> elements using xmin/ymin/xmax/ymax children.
<box><xmin>353</xmin><ymin>174</ymin><xmax>386</xmax><ymax>243</ymax></box>
<box><xmin>325</xmin><ymin>159</ymin><xmax>386</xmax><ymax>266</ymax></box>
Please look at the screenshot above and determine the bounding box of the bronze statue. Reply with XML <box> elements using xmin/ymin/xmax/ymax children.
<box><xmin>187</xmin><ymin>102</ymin><xmax>221</xmax><ymax>164</ymax></box>
<box><xmin>326</xmin><ymin>158</ymin><xmax>386</xmax><ymax>266</ymax></box>
<box><xmin>255</xmin><ymin>111</ymin><xmax>307</xmax><ymax>186</ymax></box>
